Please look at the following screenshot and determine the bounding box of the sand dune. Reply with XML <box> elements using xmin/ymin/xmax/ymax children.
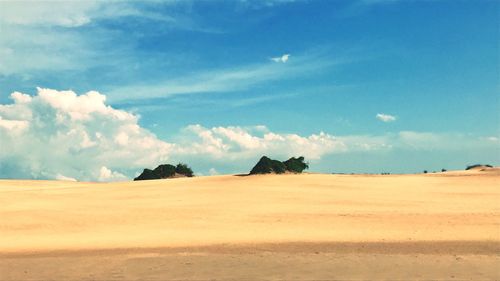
<box><xmin>1</xmin><ymin>170</ymin><xmax>499</xmax><ymax>280</ymax></box>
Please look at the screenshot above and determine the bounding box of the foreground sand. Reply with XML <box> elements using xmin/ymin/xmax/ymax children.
<box><xmin>1</xmin><ymin>170</ymin><xmax>499</xmax><ymax>280</ymax></box>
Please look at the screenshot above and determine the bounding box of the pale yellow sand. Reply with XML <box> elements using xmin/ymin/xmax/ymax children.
<box><xmin>1</xmin><ymin>169</ymin><xmax>499</xmax><ymax>280</ymax></box>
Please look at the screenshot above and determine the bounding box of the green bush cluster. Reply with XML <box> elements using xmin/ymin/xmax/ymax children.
<box><xmin>134</xmin><ymin>163</ymin><xmax>194</xmax><ymax>181</ymax></box>
<box><xmin>249</xmin><ymin>156</ymin><xmax>308</xmax><ymax>175</ymax></box>
<box><xmin>175</xmin><ymin>163</ymin><xmax>194</xmax><ymax>177</ymax></box>
<box><xmin>249</xmin><ymin>156</ymin><xmax>286</xmax><ymax>174</ymax></box>
<box><xmin>465</xmin><ymin>164</ymin><xmax>493</xmax><ymax>170</ymax></box>
<box><xmin>283</xmin><ymin>156</ymin><xmax>309</xmax><ymax>173</ymax></box>
<box><xmin>135</xmin><ymin>156</ymin><xmax>310</xmax><ymax>180</ymax></box>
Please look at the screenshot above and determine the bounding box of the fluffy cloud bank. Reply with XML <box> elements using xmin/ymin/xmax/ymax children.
<box><xmin>0</xmin><ymin>88</ymin><xmax>353</xmax><ymax>181</ymax></box>
<box><xmin>0</xmin><ymin>88</ymin><xmax>172</xmax><ymax>181</ymax></box>
<box><xmin>0</xmin><ymin>88</ymin><xmax>496</xmax><ymax>181</ymax></box>
<box><xmin>180</xmin><ymin>124</ymin><xmax>346</xmax><ymax>160</ymax></box>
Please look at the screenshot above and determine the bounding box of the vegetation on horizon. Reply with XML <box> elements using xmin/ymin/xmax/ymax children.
<box><xmin>134</xmin><ymin>163</ymin><xmax>194</xmax><ymax>181</ymax></box>
<box><xmin>465</xmin><ymin>164</ymin><xmax>493</xmax><ymax>170</ymax></box>
<box><xmin>249</xmin><ymin>156</ymin><xmax>309</xmax><ymax>175</ymax></box>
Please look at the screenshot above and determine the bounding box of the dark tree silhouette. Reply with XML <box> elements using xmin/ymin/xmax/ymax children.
<box><xmin>283</xmin><ymin>156</ymin><xmax>309</xmax><ymax>173</ymax></box>
<box><xmin>176</xmin><ymin>163</ymin><xmax>194</xmax><ymax>177</ymax></box>
<box><xmin>134</xmin><ymin>163</ymin><xmax>194</xmax><ymax>181</ymax></box>
<box><xmin>249</xmin><ymin>156</ymin><xmax>286</xmax><ymax>174</ymax></box>
<box><xmin>249</xmin><ymin>156</ymin><xmax>309</xmax><ymax>175</ymax></box>
<box><xmin>466</xmin><ymin>164</ymin><xmax>493</xmax><ymax>170</ymax></box>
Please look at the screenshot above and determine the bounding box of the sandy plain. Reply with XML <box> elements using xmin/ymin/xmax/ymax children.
<box><xmin>0</xmin><ymin>169</ymin><xmax>499</xmax><ymax>280</ymax></box>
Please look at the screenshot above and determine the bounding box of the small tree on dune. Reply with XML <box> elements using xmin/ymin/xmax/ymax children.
<box><xmin>283</xmin><ymin>156</ymin><xmax>309</xmax><ymax>173</ymax></box>
<box><xmin>249</xmin><ymin>156</ymin><xmax>309</xmax><ymax>175</ymax></box>
<box><xmin>134</xmin><ymin>163</ymin><xmax>194</xmax><ymax>181</ymax></box>
<box><xmin>176</xmin><ymin>163</ymin><xmax>194</xmax><ymax>177</ymax></box>
<box><xmin>250</xmin><ymin>156</ymin><xmax>287</xmax><ymax>174</ymax></box>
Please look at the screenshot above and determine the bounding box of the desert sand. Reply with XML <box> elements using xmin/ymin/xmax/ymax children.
<box><xmin>0</xmin><ymin>169</ymin><xmax>499</xmax><ymax>280</ymax></box>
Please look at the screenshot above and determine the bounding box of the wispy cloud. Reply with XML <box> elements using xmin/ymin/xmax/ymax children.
<box><xmin>107</xmin><ymin>51</ymin><xmax>338</xmax><ymax>102</ymax></box>
<box><xmin>0</xmin><ymin>1</ymin><xmax>210</xmax><ymax>77</ymax></box>
<box><xmin>0</xmin><ymin>1</ymin><xmax>98</xmax><ymax>27</ymax></box>
<box><xmin>360</xmin><ymin>0</ymin><xmax>402</xmax><ymax>5</ymax></box>
<box><xmin>334</xmin><ymin>0</ymin><xmax>407</xmax><ymax>18</ymax></box>
<box><xmin>376</xmin><ymin>113</ymin><xmax>397</xmax><ymax>122</ymax></box>
<box><xmin>0</xmin><ymin>1</ymin><xmax>179</xmax><ymax>28</ymax></box>
<box><xmin>238</xmin><ymin>0</ymin><xmax>304</xmax><ymax>9</ymax></box>
<box><xmin>114</xmin><ymin>84</ymin><xmax>351</xmax><ymax>113</ymax></box>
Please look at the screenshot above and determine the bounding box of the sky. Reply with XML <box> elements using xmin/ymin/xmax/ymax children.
<box><xmin>0</xmin><ymin>0</ymin><xmax>498</xmax><ymax>181</ymax></box>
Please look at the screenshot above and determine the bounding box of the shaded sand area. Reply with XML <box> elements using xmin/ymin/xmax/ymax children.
<box><xmin>1</xmin><ymin>169</ymin><xmax>499</xmax><ymax>280</ymax></box>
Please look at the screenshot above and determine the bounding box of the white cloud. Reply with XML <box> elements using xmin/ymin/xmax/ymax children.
<box><xmin>178</xmin><ymin>124</ymin><xmax>351</xmax><ymax>160</ymax></box>
<box><xmin>396</xmin><ymin>131</ymin><xmax>497</xmax><ymax>151</ymax></box>
<box><xmin>376</xmin><ymin>113</ymin><xmax>396</xmax><ymax>122</ymax></box>
<box><xmin>0</xmin><ymin>88</ymin><xmax>173</xmax><ymax>181</ymax></box>
<box><xmin>0</xmin><ymin>25</ymin><xmax>87</xmax><ymax>75</ymax></box>
<box><xmin>0</xmin><ymin>1</ymin><xmax>103</xmax><ymax>75</ymax></box>
<box><xmin>98</xmin><ymin>166</ymin><xmax>128</xmax><ymax>182</ymax></box>
<box><xmin>0</xmin><ymin>88</ymin><xmax>353</xmax><ymax>181</ymax></box>
<box><xmin>271</xmin><ymin>54</ymin><xmax>290</xmax><ymax>63</ymax></box>
<box><xmin>485</xmin><ymin>136</ymin><xmax>499</xmax><ymax>142</ymax></box>
<box><xmin>0</xmin><ymin>1</ymin><xmax>175</xmax><ymax>28</ymax></box>
<box><xmin>239</xmin><ymin>0</ymin><xmax>301</xmax><ymax>9</ymax></box>
<box><xmin>361</xmin><ymin>0</ymin><xmax>401</xmax><ymax>5</ymax></box>
<box><xmin>55</xmin><ymin>174</ymin><xmax>77</xmax><ymax>182</ymax></box>
<box><xmin>1</xmin><ymin>88</ymin><xmax>347</xmax><ymax>181</ymax></box>
<box><xmin>0</xmin><ymin>1</ymin><xmax>178</xmax><ymax>76</ymax></box>
<box><xmin>10</xmin><ymin>92</ymin><xmax>32</xmax><ymax>103</ymax></box>
<box><xmin>0</xmin><ymin>88</ymin><xmax>496</xmax><ymax>181</ymax></box>
<box><xmin>0</xmin><ymin>116</ymin><xmax>29</xmax><ymax>132</ymax></box>
<box><xmin>0</xmin><ymin>1</ymin><xmax>98</xmax><ymax>27</ymax></box>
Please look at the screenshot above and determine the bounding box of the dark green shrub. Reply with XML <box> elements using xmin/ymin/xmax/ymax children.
<box><xmin>249</xmin><ymin>156</ymin><xmax>308</xmax><ymax>175</ymax></box>
<box><xmin>134</xmin><ymin>168</ymin><xmax>157</xmax><ymax>181</ymax></box>
<box><xmin>153</xmin><ymin>164</ymin><xmax>176</xmax><ymax>178</ymax></box>
<box><xmin>249</xmin><ymin>156</ymin><xmax>272</xmax><ymax>174</ymax></box>
<box><xmin>270</xmin><ymin>159</ymin><xmax>287</xmax><ymax>174</ymax></box>
<box><xmin>176</xmin><ymin>163</ymin><xmax>194</xmax><ymax>177</ymax></box>
<box><xmin>283</xmin><ymin>156</ymin><xmax>309</xmax><ymax>173</ymax></box>
<box><xmin>423</xmin><ymin>170</ymin><xmax>428</xmax><ymax>174</ymax></box>
<box><xmin>134</xmin><ymin>163</ymin><xmax>194</xmax><ymax>181</ymax></box>
<box><xmin>250</xmin><ymin>156</ymin><xmax>286</xmax><ymax>174</ymax></box>
<box><xmin>466</xmin><ymin>164</ymin><xmax>493</xmax><ymax>170</ymax></box>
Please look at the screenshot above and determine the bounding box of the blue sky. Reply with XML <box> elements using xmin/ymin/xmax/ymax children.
<box><xmin>0</xmin><ymin>0</ymin><xmax>498</xmax><ymax>180</ymax></box>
